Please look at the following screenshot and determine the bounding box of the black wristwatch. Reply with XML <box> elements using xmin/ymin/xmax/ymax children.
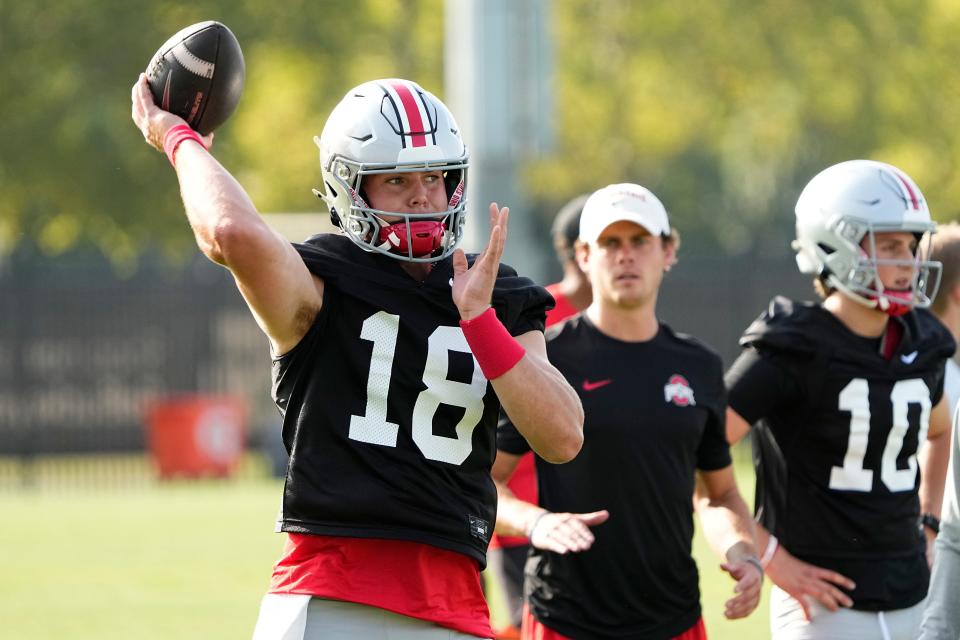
<box><xmin>920</xmin><ymin>512</ymin><xmax>941</xmax><ymax>535</ymax></box>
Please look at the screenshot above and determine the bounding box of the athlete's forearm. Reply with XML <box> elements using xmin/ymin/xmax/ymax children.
<box><xmin>920</xmin><ymin>426</ymin><xmax>951</xmax><ymax>519</ymax></box>
<box><xmin>492</xmin><ymin>347</ymin><xmax>584</xmax><ymax>464</ymax></box>
<box><xmin>493</xmin><ymin>480</ymin><xmax>545</xmax><ymax>538</ymax></box>
<box><xmin>174</xmin><ymin>141</ymin><xmax>265</xmax><ymax>265</ymax></box>
<box><xmin>695</xmin><ymin>482</ymin><xmax>758</xmax><ymax>562</ymax></box>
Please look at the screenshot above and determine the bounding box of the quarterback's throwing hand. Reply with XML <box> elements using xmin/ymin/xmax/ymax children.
<box><xmin>452</xmin><ymin>203</ymin><xmax>508</xmax><ymax>320</ymax></box>
<box><xmin>528</xmin><ymin>510</ymin><xmax>610</xmax><ymax>555</ymax></box>
<box><xmin>131</xmin><ymin>74</ymin><xmax>213</xmax><ymax>152</ymax></box>
<box><xmin>765</xmin><ymin>545</ymin><xmax>855</xmax><ymax>621</ymax></box>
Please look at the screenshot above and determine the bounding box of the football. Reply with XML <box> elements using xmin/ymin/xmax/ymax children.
<box><xmin>145</xmin><ymin>21</ymin><xmax>245</xmax><ymax>135</ymax></box>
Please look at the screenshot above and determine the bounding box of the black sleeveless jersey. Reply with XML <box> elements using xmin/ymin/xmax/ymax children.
<box><xmin>499</xmin><ymin>315</ymin><xmax>730</xmax><ymax>639</ymax></box>
<box><xmin>272</xmin><ymin>234</ymin><xmax>552</xmax><ymax>566</ymax></box>
<box><xmin>726</xmin><ymin>296</ymin><xmax>955</xmax><ymax>610</ymax></box>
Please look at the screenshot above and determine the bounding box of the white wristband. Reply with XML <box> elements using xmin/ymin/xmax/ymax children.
<box><xmin>760</xmin><ymin>534</ymin><xmax>779</xmax><ymax>568</ymax></box>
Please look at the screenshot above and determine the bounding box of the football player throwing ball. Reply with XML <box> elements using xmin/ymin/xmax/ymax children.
<box><xmin>131</xmin><ymin>72</ymin><xmax>584</xmax><ymax>640</ymax></box>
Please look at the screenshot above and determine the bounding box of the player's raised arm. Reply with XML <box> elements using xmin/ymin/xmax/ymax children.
<box><xmin>131</xmin><ymin>74</ymin><xmax>321</xmax><ymax>355</ymax></box>
<box><xmin>453</xmin><ymin>203</ymin><xmax>584</xmax><ymax>464</ymax></box>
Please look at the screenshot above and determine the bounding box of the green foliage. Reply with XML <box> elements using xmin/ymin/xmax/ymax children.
<box><xmin>0</xmin><ymin>0</ymin><xmax>443</xmax><ymax>263</ymax></box>
<box><xmin>4</xmin><ymin>1</ymin><xmax>960</xmax><ymax>262</ymax></box>
<box><xmin>535</xmin><ymin>0</ymin><xmax>960</xmax><ymax>255</ymax></box>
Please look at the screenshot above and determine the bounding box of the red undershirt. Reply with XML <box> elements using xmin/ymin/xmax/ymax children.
<box><xmin>269</xmin><ymin>533</ymin><xmax>493</xmax><ymax>638</ymax></box>
<box><xmin>544</xmin><ymin>284</ymin><xmax>579</xmax><ymax>328</ymax></box>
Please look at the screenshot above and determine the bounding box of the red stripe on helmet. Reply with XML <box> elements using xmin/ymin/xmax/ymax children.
<box><xmin>892</xmin><ymin>170</ymin><xmax>921</xmax><ymax>210</ymax></box>
<box><xmin>390</xmin><ymin>81</ymin><xmax>427</xmax><ymax>148</ymax></box>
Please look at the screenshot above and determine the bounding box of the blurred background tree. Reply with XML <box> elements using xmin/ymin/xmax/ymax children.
<box><xmin>2</xmin><ymin>0</ymin><xmax>959</xmax><ymax>267</ymax></box>
<box><xmin>0</xmin><ymin>0</ymin><xmax>444</xmax><ymax>266</ymax></box>
<box><xmin>535</xmin><ymin>0</ymin><xmax>960</xmax><ymax>257</ymax></box>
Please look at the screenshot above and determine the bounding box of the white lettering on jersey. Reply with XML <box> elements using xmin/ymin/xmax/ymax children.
<box><xmin>829</xmin><ymin>377</ymin><xmax>931</xmax><ymax>492</ymax></box>
<box><xmin>349</xmin><ymin>311</ymin><xmax>488</xmax><ymax>465</ymax></box>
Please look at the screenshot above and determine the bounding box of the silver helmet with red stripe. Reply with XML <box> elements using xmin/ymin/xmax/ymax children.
<box><xmin>792</xmin><ymin>159</ymin><xmax>940</xmax><ymax>315</ymax></box>
<box><xmin>313</xmin><ymin>79</ymin><xmax>468</xmax><ymax>262</ymax></box>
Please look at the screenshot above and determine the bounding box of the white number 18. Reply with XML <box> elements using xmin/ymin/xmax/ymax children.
<box><xmin>348</xmin><ymin>311</ymin><xmax>488</xmax><ymax>465</ymax></box>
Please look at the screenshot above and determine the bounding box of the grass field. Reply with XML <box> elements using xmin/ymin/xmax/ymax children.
<box><xmin>0</xmin><ymin>449</ymin><xmax>768</xmax><ymax>639</ymax></box>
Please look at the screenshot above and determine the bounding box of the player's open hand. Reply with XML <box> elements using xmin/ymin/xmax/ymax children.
<box><xmin>720</xmin><ymin>559</ymin><xmax>763</xmax><ymax>619</ymax></box>
<box><xmin>765</xmin><ymin>545</ymin><xmax>855</xmax><ymax>621</ymax></box>
<box><xmin>452</xmin><ymin>203</ymin><xmax>508</xmax><ymax>320</ymax></box>
<box><xmin>528</xmin><ymin>510</ymin><xmax>610</xmax><ymax>555</ymax></box>
<box><xmin>131</xmin><ymin>74</ymin><xmax>213</xmax><ymax>152</ymax></box>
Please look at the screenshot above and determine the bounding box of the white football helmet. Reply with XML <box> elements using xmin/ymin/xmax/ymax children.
<box><xmin>313</xmin><ymin>79</ymin><xmax>468</xmax><ymax>262</ymax></box>
<box><xmin>793</xmin><ymin>159</ymin><xmax>940</xmax><ymax>315</ymax></box>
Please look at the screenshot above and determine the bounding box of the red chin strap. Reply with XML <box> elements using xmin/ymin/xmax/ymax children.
<box><xmin>879</xmin><ymin>290</ymin><xmax>912</xmax><ymax>317</ymax></box>
<box><xmin>378</xmin><ymin>220</ymin><xmax>447</xmax><ymax>258</ymax></box>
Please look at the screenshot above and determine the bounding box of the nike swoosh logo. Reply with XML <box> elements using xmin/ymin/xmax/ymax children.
<box><xmin>582</xmin><ymin>379</ymin><xmax>613</xmax><ymax>392</ymax></box>
<box><xmin>901</xmin><ymin>351</ymin><xmax>919</xmax><ymax>364</ymax></box>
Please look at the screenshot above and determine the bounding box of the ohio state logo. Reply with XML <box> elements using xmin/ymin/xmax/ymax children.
<box><xmin>664</xmin><ymin>374</ymin><xmax>696</xmax><ymax>406</ymax></box>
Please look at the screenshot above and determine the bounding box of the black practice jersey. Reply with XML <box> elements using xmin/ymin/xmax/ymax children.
<box><xmin>499</xmin><ymin>315</ymin><xmax>730</xmax><ymax>639</ymax></box>
<box><xmin>726</xmin><ymin>296</ymin><xmax>955</xmax><ymax>610</ymax></box>
<box><xmin>272</xmin><ymin>234</ymin><xmax>551</xmax><ymax>566</ymax></box>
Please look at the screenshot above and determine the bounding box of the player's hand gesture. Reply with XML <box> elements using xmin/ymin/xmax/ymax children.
<box><xmin>452</xmin><ymin>203</ymin><xmax>508</xmax><ymax>320</ymax></box>
<box><xmin>719</xmin><ymin>558</ymin><xmax>763</xmax><ymax>619</ymax></box>
<box><xmin>528</xmin><ymin>510</ymin><xmax>610</xmax><ymax>555</ymax></box>
<box><xmin>131</xmin><ymin>74</ymin><xmax>214</xmax><ymax>152</ymax></box>
<box><xmin>764</xmin><ymin>544</ymin><xmax>855</xmax><ymax>621</ymax></box>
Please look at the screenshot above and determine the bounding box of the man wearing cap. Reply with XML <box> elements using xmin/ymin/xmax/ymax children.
<box><xmin>487</xmin><ymin>194</ymin><xmax>593</xmax><ymax>640</ymax></box>
<box><xmin>493</xmin><ymin>183</ymin><xmax>763</xmax><ymax>639</ymax></box>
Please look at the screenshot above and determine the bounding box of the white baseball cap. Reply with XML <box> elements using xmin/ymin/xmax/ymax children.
<box><xmin>578</xmin><ymin>183</ymin><xmax>670</xmax><ymax>243</ymax></box>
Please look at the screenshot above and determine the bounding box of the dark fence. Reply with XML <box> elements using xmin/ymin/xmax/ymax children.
<box><xmin>0</xmin><ymin>248</ymin><xmax>278</xmax><ymax>486</ymax></box>
<box><xmin>659</xmin><ymin>253</ymin><xmax>811</xmax><ymax>366</ymax></box>
<box><xmin>0</xmin><ymin>244</ymin><xmax>808</xmax><ymax>487</ymax></box>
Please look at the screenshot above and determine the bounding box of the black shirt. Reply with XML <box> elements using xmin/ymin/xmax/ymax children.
<box><xmin>726</xmin><ymin>296</ymin><xmax>955</xmax><ymax>610</ymax></box>
<box><xmin>499</xmin><ymin>315</ymin><xmax>730</xmax><ymax>639</ymax></box>
<box><xmin>272</xmin><ymin>234</ymin><xmax>552</xmax><ymax>566</ymax></box>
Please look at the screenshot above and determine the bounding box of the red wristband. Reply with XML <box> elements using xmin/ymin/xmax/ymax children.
<box><xmin>162</xmin><ymin>124</ymin><xmax>206</xmax><ymax>167</ymax></box>
<box><xmin>459</xmin><ymin>307</ymin><xmax>526</xmax><ymax>380</ymax></box>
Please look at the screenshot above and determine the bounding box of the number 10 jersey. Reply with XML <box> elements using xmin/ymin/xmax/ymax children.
<box><xmin>271</xmin><ymin>234</ymin><xmax>551</xmax><ymax>566</ymax></box>
<box><xmin>726</xmin><ymin>296</ymin><xmax>955</xmax><ymax>610</ymax></box>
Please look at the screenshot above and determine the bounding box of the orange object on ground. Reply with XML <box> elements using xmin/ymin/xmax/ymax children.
<box><xmin>146</xmin><ymin>395</ymin><xmax>246</xmax><ymax>479</ymax></box>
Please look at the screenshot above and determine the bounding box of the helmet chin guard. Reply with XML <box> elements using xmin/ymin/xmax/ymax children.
<box><xmin>792</xmin><ymin>159</ymin><xmax>941</xmax><ymax>314</ymax></box>
<box><xmin>377</xmin><ymin>219</ymin><xmax>450</xmax><ymax>257</ymax></box>
<box><xmin>876</xmin><ymin>290</ymin><xmax>913</xmax><ymax>317</ymax></box>
<box><xmin>313</xmin><ymin>79</ymin><xmax>469</xmax><ymax>263</ymax></box>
